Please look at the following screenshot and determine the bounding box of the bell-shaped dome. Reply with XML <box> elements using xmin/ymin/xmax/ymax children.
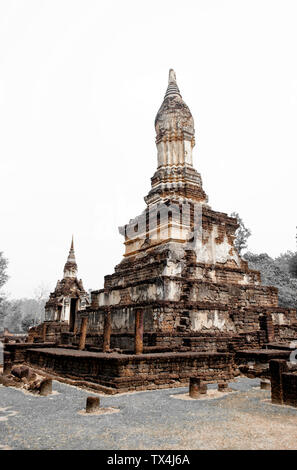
<box><xmin>155</xmin><ymin>69</ymin><xmax>195</xmax><ymax>144</ymax></box>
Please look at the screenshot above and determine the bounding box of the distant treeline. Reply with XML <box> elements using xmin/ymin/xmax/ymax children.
<box><xmin>244</xmin><ymin>251</ymin><xmax>297</xmax><ymax>309</ymax></box>
<box><xmin>0</xmin><ymin>251</ymin><xmax>49</xmax><ymax>333</ymax></box>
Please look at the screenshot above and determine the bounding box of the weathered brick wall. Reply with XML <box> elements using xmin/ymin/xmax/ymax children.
<box><xmin>81</xmin><ymin>229</ymin><xmax>296</xmax><ymax>347</ymax></box>
<box><xmin>72</xmin><ymin>332</ymin><xmax>158</xmax><ymax>351</ymax></box>
<box><xmin>274</xmin><ymin>323</ymin><xmax>297</xmax><ymax>342</ymax></box>
<box><xmin>23</xmin><ymin>347</ymin><xmax>236</xmax><ymax>391</ymax></box>
<box><xmin>3</xmin><ymin>342</ymin><xmax>56</xmax><ymax>373</ymax></box>
<box><xmin>183</xmin><ymin>331</ymin><xmax>266</xmax><ymax>352</ymax></box>
<box><xmin>28</xmin><ymin>321</ymin><xmax>68</xmax><ymax>344</ymax></box>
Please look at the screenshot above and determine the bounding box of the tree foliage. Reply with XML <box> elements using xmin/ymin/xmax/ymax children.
<box><xmin>0</xmin><ymin>252</ymin><xmax>9</xmax><ymax>329</ymax></box>
<box><xmin>244</xmin><ymin>251</ymin><xmax>297</xmax><ymax>309</ymax></box>
<box><xmin>230</xmin><ymin>212</ymin><xmax>252</xmax><ymax>254</ymax></box>
<box><xmin>0</xmin><ymin>283</ymin><xmax>49</xmax><ymax>333</ymax></box>
<box><xmin>288</xmin><ymin>252</ymin><xmax>297</xmax><ymax>278</ymax></box>
<box><xmin>0</xmin><ymin>252</ymin><xmax>8</xmax><ymax>290</ymax></box>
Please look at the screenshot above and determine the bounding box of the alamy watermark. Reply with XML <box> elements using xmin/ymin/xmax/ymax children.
<box><xmin>119</xmin><ymin>201</ymin><xmax>203</xmax><ymax>250</ymax></box>
<box><xmin>289</xmin><ymin>341</ymin><xmax>297</xmax><ymax>364</ymax></box>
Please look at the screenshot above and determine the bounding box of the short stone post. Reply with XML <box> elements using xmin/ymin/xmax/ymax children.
<box><xmin>189</xmin><ymin>377</ymin><xmax>200</xmax><ymax>398</ymax></box>
<box><xmin>134</xmin><ymin>309</ymin><xmax>144</xmax><ymax>355</ymax></box>
<box><xmin>199</xmin><ymin>382</ymin><xmax>207</xmax><ymax>395</ymax></box>
<box><xmin>39</xmin><ymin>378</ymin><xmax>52</xmax><ymax>396</ymax></box>
<box><xmin>270</xmin><ymin>359</ymin><xmax>288</xmax><ymax>404</ymax></box>
<box><xmin>260</xmin><ymin>379</ymin><xmax>271</xmax><ymax>390</ymax></box>
<box><xmin>265</xmin><ymin>313</ymin><xmax>275</xmax><ymax>343</ymax></box>
<box><xmin>103</xmin><ymin>309</ymin><xmax>111</xmax><ymax>352</ymax></box>
<box><xmin>189</xmin><ymin>377</ymin><xmax>207</xmax><ymax>398</ymax></box>
<box><xmin>86</xmin><ymin>396</ymin><xmax>100</xmax><ymax>413</ymax></box>
<box><xmin>78</xmin><ymin>315</ymin><xmax>88</xmax><ymax>351</ymax></box>
<box><xmin>218</xmin><ymin>382</ymin><xmax>229</xmax><ymax>392</ymax></box>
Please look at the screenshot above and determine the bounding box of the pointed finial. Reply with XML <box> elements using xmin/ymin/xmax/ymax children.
<box><xmin>164</xmin><ymin>68</ymin><xmax>181</xmax><ymax>99</ymax></box>
<box><xmin>168</xmin><ymin>69</ymin><xmax>177</xmax><ymax>84</ymax></box>
<box><xmin>63</xmin><ymin>235</ymin><xmax>77</xmax><ymax>278</ymax></box>
<box><xmin>68</xmin><ymin>235</ymin><xmax>75</xmax><ymax>261</ymax></box>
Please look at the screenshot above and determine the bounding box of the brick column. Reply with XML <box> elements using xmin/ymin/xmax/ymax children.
<box><xmin>270</xmin><ymin>359</ymin><xmax>288</xmax><ymax>404</ymax></box>
<box><xmin>78</xmin><ymin>316</ymin><xmax>88</xmax><ymax>351</ymax></box>
<box><xmin>134</xmin><ymin>309</ymin><xmax>144</xmax><ymax>355</ymax></box>
<box><xmin>260</xmin><ymin>313</ymin><xmax>275</xmax><ymax>343</ymax></box>
<box><xmin>103</xmin><ymin>309</ymin><xmax>111</xmax><ymax>352</ymax></box>
<box><xmin>42</xmin><ymin>323</ymin><xmax>47</xmax><ymax>343</ymax></box>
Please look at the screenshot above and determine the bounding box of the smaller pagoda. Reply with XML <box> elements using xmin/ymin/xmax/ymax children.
<box><xmin>44</xmin><ymin>237</ymin><xmax>89</xmax><ymax>331</ymax></box>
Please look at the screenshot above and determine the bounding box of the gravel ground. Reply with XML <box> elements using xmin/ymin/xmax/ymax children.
<box><xmin>0</xmin><ymin>377</ymin><xmax>297</xmax><ymax>450</ymax></box>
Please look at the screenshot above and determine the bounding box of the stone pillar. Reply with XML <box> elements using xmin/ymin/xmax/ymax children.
<box><xmin>270</xmin><ymin>359</ymin><xmax>288</xmax><ymax>404</ymax></box>
<box><xmin>189</xmin><ymin>377</ymin><xmax>207</xmax><ymax>398</ymax></box>
<box><xmin>39</xmin><ymin>378</ymin><xmax>52</xmax><ymax>396</ymax></box>
<box><xmin>78</xmin><ymin>316</ymin><xmax>88</xmax><ymax>351</ymax></box>
<box><xmin>103</xmin><ymin>309</ymin><xmax>111</xmax><ymax>353</ymax></box>
<box><xmin>260</xmin><ymin>313</ymin><xmax>275</xmax><ymax>343</ymax></box>
<box><xmin>134</xmin><ymin>309</ymin><xmax>144</xmax><ymax>355</ymax></box>
<box><xmin>265</xmin><ymin>313</ymin><xmax>275</xmax><ymax>343</ymax></box>
<box><xmin>86</xmin><ymin>396</ymin><xmax>100</xmax><ymax>413</ymax></box>
<box><xmin>260</xmin><ymin>379</ymin><xmax>271</xmax><ymax>390</ymax></box>
<box><xmin>218</xmin><ymin>382</ymin><xmax>229</xmax><ymax>392</ymax></box>
<box><xmin>189</xmin><ymin>377</ymin><xmax>200</xmax><ymax>398</ymax></box>
<box><xmin>42</xmin><ymin>323</ymin><xmax>47</xmax><ymax>343</ymax></box>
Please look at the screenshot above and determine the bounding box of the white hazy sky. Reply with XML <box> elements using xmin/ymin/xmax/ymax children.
<box><xmin>0</xmin><ymin>0</ymin><xmax>297</xmax><ymax>299</ymax></box>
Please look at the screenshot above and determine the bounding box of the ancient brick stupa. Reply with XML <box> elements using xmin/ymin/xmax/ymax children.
<box><xmin>7</xmin><ymin>70</ymin><xmax>297</xmax><ymax>393</ymax></box>
<box><xmin>82</xmin><ymin>69</ymin><xmax>296</xmax><ymax>353</ymax></box>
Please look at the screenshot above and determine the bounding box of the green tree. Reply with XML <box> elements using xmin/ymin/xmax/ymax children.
<box><xmin>230</xmin><ymin>212</ymin><xmax>252</xmax><ymax>255</ymax></box>
<box><xmin>244</xmin><ymin>252</ymin><xmax>297</xmax><ymax>309</ymax></box>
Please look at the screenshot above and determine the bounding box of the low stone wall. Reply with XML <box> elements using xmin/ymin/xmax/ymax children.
<box><xmin>236</xmin><ymin>350</ymin><xmax>291</xmax><ymax>366</ymax></box>
<box><xmin>6</xmin><ymin>345</ymin><xmax>236</xmax><ymax>392</ymax></box>
<box><xmin>5</xmin><ymin>343</ymin><xmax>296</xmax><ymax>393</ymax></box>
<box><xmin>3</xmin><ymin>342</ymin><xmax>56</xmax><ymax>373</ymax></box>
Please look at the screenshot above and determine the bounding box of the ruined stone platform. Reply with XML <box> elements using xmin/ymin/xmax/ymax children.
<box><xmin>5</xmin><ymin>344</ymin><xmax>235</xmax><ymax>392</ymax></box>
<box><xmin>5</xmin><ymin>341</ymin><xmax>294</xmax><ymax>393</ymax></box>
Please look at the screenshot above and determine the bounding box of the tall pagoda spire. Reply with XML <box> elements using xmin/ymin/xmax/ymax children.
<box><xmin>164</xmin><ymin>69</ymin><xmax>181</xmax><ymax>99</ymax></box>
<box><xmin>144</xmin><ymin>69</ymin><xmax>207</xmax><ymax>206</ymax></box>
<box><xmin>154</xmin><ymin>69</ymin><xmax>195</xmax><ymax>163</ymax></box>
<box><xmin>63</xmin><ymin>236</ymin><xmax>78</xmax><ymax>278</ymax></box>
